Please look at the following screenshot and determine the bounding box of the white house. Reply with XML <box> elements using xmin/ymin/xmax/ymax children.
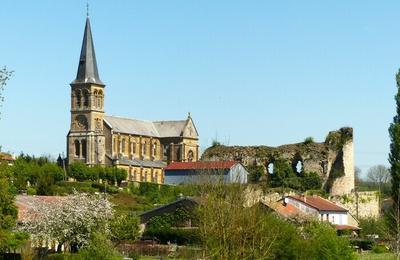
<box><xmin>163</xmin><ymin>161</ymin><xmax>248</xmax><ymax>185</ymax></box>
<box><xmin>283</xmin><ymin>195</ymin><xmax>349</xmax><ymax>225</ymax></box>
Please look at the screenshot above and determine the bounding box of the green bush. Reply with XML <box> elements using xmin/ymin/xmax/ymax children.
<box><xmin>304</xmin><ymin>137</ymin><xmax>314</xmax><ymax>144</ymax></box>
<box><xmin>247</xmin><ymin>165</ymin><xmax>264</xmax><ymax>183</ymax></box>
<box><xmin>77</xmin><ymin>232</ymin><xmax>122</xmax><ymax>260</ymax></box>
<box><xmin>372</xmin><ymin>244</ymin><xmax>388</xmax><ymax>254</ymax></box>
<box><xmin>350</xmin><ymin>239</ymin><xmax>375</xmax><ymax>251</ymax></box>
<box><xmin>110</xmin><ymin>214</ymin><xmax>140</xmax><ymax>242</ymax></box>
<box><xmin>26</xmin><ymin>187</ymin><xmax>36</xmax><ymax>195</ymax></box>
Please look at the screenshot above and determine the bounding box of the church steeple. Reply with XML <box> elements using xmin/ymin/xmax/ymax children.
<box><xmin>71</xmin><ymin>17</ymin><xmax>104</xmax><ymax>85</ymax></box>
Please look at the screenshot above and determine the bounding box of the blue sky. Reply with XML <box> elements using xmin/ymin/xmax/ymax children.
<box><xmin>0</xmin><ymin>1</ymin><xmax>398</xmax><ymax>176</ymax></box>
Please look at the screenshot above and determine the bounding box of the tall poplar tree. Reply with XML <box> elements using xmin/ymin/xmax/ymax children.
<box><xmin>389</xmin><ymin>70</ymin><xmax>400</xmax><ymax>207</ymax></box>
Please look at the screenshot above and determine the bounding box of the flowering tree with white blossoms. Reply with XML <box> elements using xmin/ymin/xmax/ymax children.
<box><xmin>19</xmin><ymin>192</ymin><xmax>113</xmax><ymax>251</ymax></box>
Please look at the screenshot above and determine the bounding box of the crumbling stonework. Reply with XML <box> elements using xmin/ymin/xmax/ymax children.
<box><xmin>330</xmin><ymin>191</ymin><xmax>380</xmax><ymax>219</ymax></box>
<box><xmin>202</xmin><ymin>127</ymin><xmax>355</xmax><ymax>195</ymax></box>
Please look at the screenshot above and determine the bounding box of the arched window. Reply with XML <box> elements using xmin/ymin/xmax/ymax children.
<box><xmin>81</xmin><ymin>140</ymin><xmax>87</xmax><ymax>159</ymax></box>
<box><xmin>130</xmin><ymin>140</ymin><xmax>136</xmax><ymax>154</ymax></box>
<box><xmin>122</xmin><ymin>138</ymin><xmax>126</xmax><ymax>153</ymax></box>
<box><xmin>176</xmin><ymin>147</ymin><xmax>181</xmax><ymax>161</ymax></box>
<box><xmin>74</xmin><ymin>140</ymin><xmax>80</xmax><ymax>157</ymax></box>
<box><xmin>83</xmin><ymin>89</ymin><xmax>89</xmax><ymax>107</ymax></box>
<box><xmin>142</xmin><ymin>142</ymin><xmax>146</xmax><ymax>157</ymax></box>
<box><xmin>76</xmin><ymin>90</ymin><xmax>82</xmax><ymax>108</ymax></box>
<box><xmin>93</xmin><ymin>90</ymin><xmax>98</xmax><ymax>108</ymax></box>
<box><xmin>187</xmin><ymin>150</ymin><xmax>194</xmax><ymax>162</ymax></box>
<box><xmin>98</xmin><ymin>90</ymin><xmax>103</xmax><ymax>109</ymax></box>
<box><xmin>152</xmin><ymin>142</ymin><xmax>157</xmax><ymax>157</ymax></box>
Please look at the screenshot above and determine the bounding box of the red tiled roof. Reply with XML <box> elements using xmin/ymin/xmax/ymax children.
<box><xmin>15</xmin><ymin>195</ymin><xmax>66</xmax><ymax>222</ymax></box>
<box><xmin>164</xmin><ymin>161</ymin><xmax>238</xmax><ymax>170</ymax></box>
<box><xmin>274</xmin><ymin>203</ymin><xmax>302</xmax><ymax>218</ymax></box>
<box><xmin>0</xmin><ymin>152</ymin><xmax>14</xmax><ymax>161</ymax></box>
<box><xmin>289</xmin><ymin>195</ymin><xmax>348</xmax><ymax>212</ymax></box>
<box><xmin>334</xmin><ymin>225</ymin><xmax>361</xmax><ymax>231</ymax></box>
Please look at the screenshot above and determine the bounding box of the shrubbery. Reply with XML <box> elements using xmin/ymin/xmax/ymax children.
<box><xmin>270</xmin><ymin>160</ymin><xmax>322</xmax><ymax>191</ymax></box>
<box><xmin>68</xmin><ymin>162</ymin><xmax>127</xmax><ymax>185</ymax></box>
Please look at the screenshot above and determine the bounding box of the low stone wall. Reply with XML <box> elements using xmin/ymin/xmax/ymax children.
<box><xmin>244</xmin><ymin>188</ymin><xmax>380</xmax><ymax>221</ymax></box>
<box><xmin>329</xmin><ymin>191</ymin><xmax>380</xmax><ymax>219</ymax></box>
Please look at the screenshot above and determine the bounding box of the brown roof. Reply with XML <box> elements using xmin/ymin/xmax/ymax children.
<box><xmin>289</xmin><ymin>195</ymin><xmax>348</xmax><ymax>212</ymax></box>
<box><xmin>15</xmin><ymin>195</ymin><xmax>66</xmax><ymax>222</ymax></box>
<box><xmin>0</xmin><ymin>152</ymin><xmax>14</xmax><ymax>162</ymax></box>
<box><xmin>273</xmin><ymin>202</ymin><xmax>302</xmax><ymax>218</ymax></box>
<box><xmin>334</xmin><ymin>225</ymin><xmax>361</xmax><ymax>231</ymax></box>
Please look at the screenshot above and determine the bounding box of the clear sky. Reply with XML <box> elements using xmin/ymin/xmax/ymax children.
<box><xmin>0</xmin><ymin>1</ymin><xmax>398</xmax><ymax>177</ymax></box>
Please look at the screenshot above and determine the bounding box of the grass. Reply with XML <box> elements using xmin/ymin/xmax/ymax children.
<box><xmin>358</xmin><ymin>253</ymin><xmax>396</xmax><ymax>260</ymax></box>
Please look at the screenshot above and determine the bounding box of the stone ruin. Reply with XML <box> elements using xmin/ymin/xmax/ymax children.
<box><xmin>202</xmin><ymin>127</ymin><xmax>355</xmax><ymax>196</ymax></box>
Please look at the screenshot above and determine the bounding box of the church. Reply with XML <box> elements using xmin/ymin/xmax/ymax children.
<box><xmin>66</xmin><ymin>17</ymin><xmax>200</xmax><ymax>184</ymax></box>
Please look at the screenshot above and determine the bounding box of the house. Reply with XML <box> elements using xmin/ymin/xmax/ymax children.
<box><xmin>139</xmin><ymin>197</ymin><xmax>198</xmax><ymax>226</ymax></box>
<box><xmin>0</xmin><ymin>152</ymin><xmax>15</xmax><ymax>166</ymax></box>
<box><xmin>15</xmin><ymin>195</ymin><xmax>67</xmax><ymax>251</ymax></box>
<box><xmin>267</xmin><ymin>195</ymin><xmax>359</xmax><ymax>231</ymax></box>
<box><xmin>163</xmin><ymin>161</ymin><xmax>248</xmax><ymax>185</ymax></box>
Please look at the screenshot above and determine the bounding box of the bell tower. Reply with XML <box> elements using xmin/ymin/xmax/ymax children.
<box><xmin>67</xmin><ymin>16</ymin><xmax>105</xmax><ymax>166</ymax></box>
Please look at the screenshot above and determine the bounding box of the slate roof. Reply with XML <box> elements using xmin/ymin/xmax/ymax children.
<box><xmin>288</xmin><ymin>195</ymin><xmax>348</xmax><ymax>212</ymax></box>
<box><xmin>153</xmin><ymin>120</ymin><xmax>187</xmax><ymax>137</ymax></box>
<box><xmin>164</xmin><ymin>161</ymin><xmax>238</xmax><ymax>170</ymax></box>
<box><xmin>104</xmin><ymin>116</ymin><xmax>159</xmax><ymax>137</ymax></box>
<box><xmin>104</xmin><ymin>116</ymin><xmax>189</xmax><ymax>138</ymax></box>
<box><xmin>139</xmin><ymin>197</ymin><xmax>198</xmax><ymax>223</ymax></box>
<box><xmin>117</xmin><ymin>157</ymin><xmax>167</xmax><ymax>168</ymax></box>
<box><xmin>71</xmin><ymin>17</ymin><xmax>104</xmax><ymax>85</ymax></box>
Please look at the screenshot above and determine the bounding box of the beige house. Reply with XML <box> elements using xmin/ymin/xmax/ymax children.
<box><xmin>67</xmin><ymin>17</ymin><xmax>199</xmax><ymax>184</ymax></box>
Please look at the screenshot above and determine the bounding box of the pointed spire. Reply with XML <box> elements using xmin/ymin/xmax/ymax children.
<box><xmin>71</xmin><ymin>17</ymin><xmax>104</xmax><ymax>85</ymax></box>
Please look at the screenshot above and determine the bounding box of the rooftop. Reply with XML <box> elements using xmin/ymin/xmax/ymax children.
<box><xmin>164</xmin><ymin>161</ymin><xmax>239</xmax><ymax>171</ymax></box>
<box><xmin>0</xmin><ymin>152</ymin><xmax>14</xmax><ymax>162</ymax></box>
<box><xmin>15</xmin><ymin>195</ymin><xmax>66</xmax><ymax>222</ymax></box>
<box><xmin>288</xmin><ymin>195</ymin><xmax>348</xmax><ymax>212</ymax></box>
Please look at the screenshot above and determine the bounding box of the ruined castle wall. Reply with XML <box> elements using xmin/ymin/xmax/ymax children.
<box><xmin>202</xmin><ymin>127</ymin><xmax>355</xmax><ymax>196</ymax></box>
<box><xmin>329</xmin><ymin>140</ymin><xmax>355</xmax><ymax>196</ymax></box>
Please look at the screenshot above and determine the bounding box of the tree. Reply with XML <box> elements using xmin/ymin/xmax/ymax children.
<box><xmin>389</xmin><ymin>69</ymin><xmax>400</xmax><ymax>210</ymax></box>
<box><xmin>109</xmin><ymin>214</ymin><xmax>140</xmax><ymax>243</ymax></box>
<box><xmin>0</xmin><ymin>161</ymin><xmax>28</xmax><ymax>253</ymax></box>
<box><xmin>0</xmin><ymin>67</ymin><xmax>13</xmax><ymax>118</ymax></box>
<box><xmin>247</xmin><ymin>165</ymin><xmax>264</xmax><ymax>183</ymax></box>
<box><xmin>367</xmin><ymin>165</ymin><xmax>390</xmax><ymax>194</ymax></box>
<box><xmin>77</xmin><ymin>232</ymin><xmax>122</xmax><ymax>260</ymax></box>
<box><xmin>19</xmin><ymin>192</ymin><xmax>113</xmax><ymax>252</ymax></box>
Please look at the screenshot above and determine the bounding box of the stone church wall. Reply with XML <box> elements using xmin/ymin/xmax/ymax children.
<box><xmin>202</xmin><ymin>127</ymin><xmax>355</xmax><ymax>195</ymax></box>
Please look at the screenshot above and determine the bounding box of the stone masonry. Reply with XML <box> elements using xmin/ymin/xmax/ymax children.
<box><xmin>202</xmin><ymin>127</ymin><xmax>355</xmax><ymax>196</ymax></box>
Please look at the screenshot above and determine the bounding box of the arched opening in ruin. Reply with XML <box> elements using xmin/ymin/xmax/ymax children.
<box><xmin>292</xmin><ymin>153</ymin><xmax>303</xmax><ymax>175</ymax></box>
<box><xmin>295</xmin><ymin>161</ymin><xmax>303</xmax><ymax>174</ymax></box>
<box><xmin>267</xmin><ymin>162</ymin><xmax>274</xmax><ymax>174</ymax></box>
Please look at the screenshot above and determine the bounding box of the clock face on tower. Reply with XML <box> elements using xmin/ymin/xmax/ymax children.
<box><xmin>73</xmin><ymin>115</ymin><xmax>88</xmax><ymax>131</ymax></box>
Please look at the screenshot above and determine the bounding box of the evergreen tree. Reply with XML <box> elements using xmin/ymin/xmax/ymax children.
<box><xmin>389</xmin><ymin>70</ymin><xmax>400</xmax><ymax>207</ymax></box>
